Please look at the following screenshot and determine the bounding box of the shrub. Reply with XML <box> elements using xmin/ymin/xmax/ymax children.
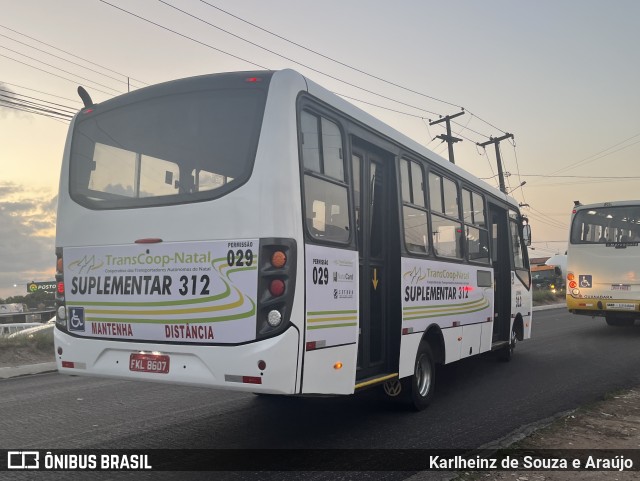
<box><xmin>533</xmin><ymin>289</ymin><xmax>564</xmax><ymax>306</ymax></box>
<box><xmin>0</xmin><ymin>328</ymin><xmax>54</xmax><ymax>352</ymax></box>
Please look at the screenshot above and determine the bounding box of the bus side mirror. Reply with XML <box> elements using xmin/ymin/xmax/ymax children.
<box><xmin>522</xmin><ymin>224</ymin><xmax>532</xmax><ymax>246</ymax></box>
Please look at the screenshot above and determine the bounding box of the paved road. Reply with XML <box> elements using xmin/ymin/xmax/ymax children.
<box><xmin>2</xmin><ymin>308</ymin><xmax>640</xmax><ymax>478</ymax></box>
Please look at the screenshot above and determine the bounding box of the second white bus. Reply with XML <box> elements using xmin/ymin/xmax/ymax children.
<box><xmin>567</xmin><ymin>200</ymin><xmax>640</xmax><ymax>326</ymax></box>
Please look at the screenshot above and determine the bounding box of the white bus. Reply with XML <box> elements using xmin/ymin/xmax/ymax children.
<box><xmin>567</xmin><ymin>200</ymin><xmax>640</xmax><ymax>326</ymax></box>
<box><xmin>54</xmin><ymin>70</ymin><xmax>532</xmax><ymax>410</ymax></box>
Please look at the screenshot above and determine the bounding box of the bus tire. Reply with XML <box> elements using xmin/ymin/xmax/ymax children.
<box><xmin>403</xmin><ymin>342</ymin><xmax>435</xmax><ymax>411</ymax></box>
<box><xmin>498</xmin><ymin>326</ymin><xmax>517</xmax><ymax>362</ymax></box>
<box><xmin>605</xmin><ymin>315</ymin><xmax>634</xmax><ymax>326</ymax></box>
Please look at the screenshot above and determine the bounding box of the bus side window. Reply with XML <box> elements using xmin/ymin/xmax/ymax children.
<box><xmin>429</xmin><ymin>172</ymin><xmax>463</xmax><ymax>259</ymax></box>
<box><xmin>400</xmin><ymin>159</ymin><xmax>429</xmax><ymax>254</ymax></box>
<box><xmin>462</xmin><ymin>188</ymin><xmax>489</xmax><ymax>263</ymax></box>
<box><xmin>301</xmin><ymin>110</ymin><xmax>351</xmax><ymax>244</ymax></box>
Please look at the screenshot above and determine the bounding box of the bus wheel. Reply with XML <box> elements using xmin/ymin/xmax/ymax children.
<box><xmin>402</xmin><ymin>342</ymin><xmax>435</xmax><ymax>411</ymax></box>
<box><xmin>498</xmin><ymin>327</ymin><xmax>517</xmax><ymax>362</ymax></box>
<box><xmin>605</xmin><ymin>315</ymin><xmax>634</xmax><ymax>326</ymax></box>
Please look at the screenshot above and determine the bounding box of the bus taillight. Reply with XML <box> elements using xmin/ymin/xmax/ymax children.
<box><xmin>269</xmin><ymin>279</ymin><xmax>285</xmax><ymax>297</ymax></box>
<box><xmin>271</xmin><ymin>251</ymin><xmax>287</xmax><ymax>268</ymax></box>
<box><xmin>55</xmin><ymin>248</ymin><xmax>67</xmax><ymax>326</ymax></box>
<box><xmin>256</xmin><ymin>239</ymin><xmax>296</xmax><ymax>339</ymax></box>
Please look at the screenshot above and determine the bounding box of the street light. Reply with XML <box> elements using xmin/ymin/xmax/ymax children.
<box><xmin>507</xmin><ymin>181</ymin><xmax>526</xmax><ymax>195</ymax></box>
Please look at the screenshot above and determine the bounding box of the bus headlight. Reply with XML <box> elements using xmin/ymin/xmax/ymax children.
<box><xmin>572</xmin><ymin>288</ymin><xmax>580</xmax><ymax>296</ymax></box>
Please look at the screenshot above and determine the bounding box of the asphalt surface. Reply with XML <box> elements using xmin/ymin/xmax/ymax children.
<box><xmin>3</xmin><ymin>304</ymin><xmax>640</xmax><ymax>480</ymax></box>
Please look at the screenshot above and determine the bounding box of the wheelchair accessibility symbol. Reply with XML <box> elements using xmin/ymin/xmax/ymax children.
<box><xmin>579</xmin><ymin>275</ymin><xmax>592</xmax><ymax>288</ymax></box>
<box><xmin>68</xmin><ymin>307</ymin><xmax>85</xmax><ymax>331</ymax></box>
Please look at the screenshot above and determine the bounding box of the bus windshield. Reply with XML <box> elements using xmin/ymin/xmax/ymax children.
<box><xmin>570</xmin><ymin>205</ymin><xmax>640</xmax><ymax>244</ymax></box>
<box><xmin>69</xmin><ymin>86</ymin><xmax>267</xmax><ymax>209</ymax></box>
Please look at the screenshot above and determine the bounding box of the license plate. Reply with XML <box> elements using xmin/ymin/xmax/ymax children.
<box><xmin>606</xmin><ymin>303</ymin><xmax>636</xmax><ymax>311</ymax></box>
<box><xmin>129</xmin><ymin>353</ymin><xmax>170</xmax><ymax>374</ymax></box>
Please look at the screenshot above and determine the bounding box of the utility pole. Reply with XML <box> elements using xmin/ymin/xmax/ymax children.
<box><xmin>477</xmin><ymin>133</ymin><xmax>514</xmax><ymax>194</ymax></box>
<box><xmin>429</xmin><ymin>110</ymin><xmax>465</xmax><ymax>164</ymax></box>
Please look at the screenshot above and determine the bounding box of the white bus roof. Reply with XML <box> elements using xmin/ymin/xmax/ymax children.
<box><xmin>574</xmin><ymin>200</ymin><xmax>640</xmax><ymax>210</ymax></box>
<box><xmin>295</xmin><ymin>69</ymin><xmax>519</xmax><ymax>207</ymax></box>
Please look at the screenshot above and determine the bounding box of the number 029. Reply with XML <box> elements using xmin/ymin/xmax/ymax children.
<box><xmin>227</xmin><ymin>249</ymin><xmax>253</xmax><ymax>267</ymax></box>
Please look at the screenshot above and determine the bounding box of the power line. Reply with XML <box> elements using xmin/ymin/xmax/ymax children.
<box><xmin>0</xmin><ymin>44</ymin><xmax>123</xmax><ymax>95</ymax></box>
<box><xmin>0</xmin><ymin>23</ymin><xmax>148</xmax><ymax>88</ymax></box>
<box><xmin>152</xmin><ymin>0</ymin><xmax>462</xmax><ymax>125</ymax></box>
<box><xmin>519</xmin><ymin>174</ymin><xmax>640</xmax><ymax>179</ymax></box>
<box><xmin>0</xmin><ymin>52</ymin><xmax>120</xmax><ymax>97</ymax></box>
<box><xmin>0</xmin><ymin>32</ymin><xmax>139</xmax><ymax>89</ymax></box>
<box><xmin>109</xmin><ymin>0</ymin><xmax>506</xmax><ymax>143</ymax></box>
<box><xmin>0</xmin><ymin>92</ymin><xmax>74</xmax><ymax>117</ymax></box>
<box><xmin>1</xmin><ymin>81</ymin><xmax>80</xmax><ymax>103</ymax></box>
<box><xmin>0</xmin><ymin>97</ymin><xmax>73</xmax><ymax>121</ymax></box>
<box><xmin>197</xmin><ymin>0</ymin><xmax>506</xmax><ymax>136</ymax></box>
<box><xmin>336</xmin><ymin>93</ymin><xmax>437</xmax><ymax>118</ymax></box>
<box><xmin>541</xmin><ymin>132</ymin><xmax>640</xmax><ymax>178</ymax></box>
<box><xmin>97</xmin><ymin>0</ymin><xmax>267</xmax><ymax>69</ymax></box>
<box><xmin>0</xmin><ymin>89</ymin><xmax>76</xmax><ymax>114</ymax></box>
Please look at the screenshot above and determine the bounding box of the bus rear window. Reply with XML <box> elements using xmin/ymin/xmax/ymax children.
<box><xmin>69</xmin><ymin>88</ymin><xmax>266</xmax><ymax>209</ymax></box>
<box><xmin>571</xmin><ymin>206</ymin><xmax>640</xmax><ymax>244</ymax></box>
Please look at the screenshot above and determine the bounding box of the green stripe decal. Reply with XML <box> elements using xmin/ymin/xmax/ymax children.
<box><xmin>403</xmin><ymin>298</ymin><xmax>490</xmax><ymax>321</ymax></box>
<box><xmin>307</xmin><ymin>316</ymin><xmax>358</xmax><ymax>323</ymax></box>
<box><xmin>307</xmin><ymin>322</ymin><xmax>358</xmax><ymax>330</ymax></box>
<box><xmin>307</xmin><ymin>310</ymin><xmax>357</xmax><ymax>316</ymax></box>
<box><xmin>306</xmin><ymin>310</ymin><xmax>358</xmax><ymax>330</ymax></box>
<box><xmin>403</xmin><ymin>298</ymin><xmax>482</xmax><ymax>311</ymax></box>
<box><xmin>89</xmin><ymin>296</ymin><xmax>256</xmax><ymax>325</ymax></box>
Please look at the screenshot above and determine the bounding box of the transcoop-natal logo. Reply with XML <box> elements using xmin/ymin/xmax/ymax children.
<box><xmin>67</xmin><ymin>251</ymin><xmax>216</xmax><ymax>274</ymax></box>
<box><xmin>403</xmin><ymin>266</ymin><xmax>470</xmax><ymax>285</ymax></box>
<box><xmin>67</xmin><ymin>255</ymin><xmax>104</xmax><ymax>275</ymax></box>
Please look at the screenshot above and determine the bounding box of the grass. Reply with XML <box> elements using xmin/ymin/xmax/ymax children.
<box><xmin>0</xmin><ymin>328</ymin><xmax>54</xmax><ymax>352</ymax></box>
<box><xmin>532</xmin><ymin>289</ymin><xmax>565</xmax><ymax>306</ymax></box>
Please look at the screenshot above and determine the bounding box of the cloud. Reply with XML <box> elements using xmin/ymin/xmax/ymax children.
<box><xmin>0</xmin><ymin>182</ymin><xmax>56</xmax><ymax>295</ymax></box>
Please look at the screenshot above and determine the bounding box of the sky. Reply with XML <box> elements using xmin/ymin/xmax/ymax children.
<box><xmin>1</xmin><ymin>0</ymin><xmax>640</xmax><ymax>299</ymax></box>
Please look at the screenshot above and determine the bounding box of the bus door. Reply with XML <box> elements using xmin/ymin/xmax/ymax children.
<box><xmin>351</xmin><ymin>142</ymin><xmax>397</xmax><ymax>381</ymax></box>
<box><xmin>489</xmin><ymin>204</ymin><xmax>511</xmax><ymax>343</ymax></box>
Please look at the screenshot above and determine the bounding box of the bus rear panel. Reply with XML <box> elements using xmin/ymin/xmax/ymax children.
<box><xmin>567</xmin><ymin>201</ymin><xmax>640</xmax><ymax>325</ymax></box>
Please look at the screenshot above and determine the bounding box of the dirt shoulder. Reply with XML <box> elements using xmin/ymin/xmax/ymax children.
<box><xmin>457</xmin><ymin>388</ymin><xmax>640</xmax><ymax>480</ymax></box>
<box><xmin>0</xmin><ymin>343</ymin><xmax>55</xmax><ymax>367</ymax></box>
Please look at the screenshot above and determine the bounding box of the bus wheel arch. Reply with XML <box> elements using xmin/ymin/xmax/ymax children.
<box><xmin>514</xmin><ymin>314</ymin><xmax>524</xmax><ymax>341</ymax></box>
<box><xmin>498</xmin><ymin>315</ymin><xmax>523</xmax><ymax>362</ymax></box>
<box><xmin>403</xmin><ymin>326</ymin><xmax>444</xmax><ymax>411</ymax></box>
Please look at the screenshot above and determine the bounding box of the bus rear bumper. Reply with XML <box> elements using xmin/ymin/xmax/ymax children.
<box><xmin>54</xmin><ymin>326</ymin><xmax>300</xmax><ymax>394</ymax></box>
<box><xmin>566</xmin><ymin>296</ymin><xmax>640</xmax><ymax>318</ymax></box>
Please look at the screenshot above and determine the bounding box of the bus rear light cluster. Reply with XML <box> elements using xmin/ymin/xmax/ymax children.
<box><xmin>55</xmin><ymin>248</ymin><xmax>67</xmax><ymax>329</ymax></box>
<box><xmin>567</xmin><ymin>272</ymin><xmax>579</xmax><ymax>295</ymax></box>
<box><xmin>256</xmin><ymin>239</ymin><xmax>296</xmax><ymax>339</ymax></box>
